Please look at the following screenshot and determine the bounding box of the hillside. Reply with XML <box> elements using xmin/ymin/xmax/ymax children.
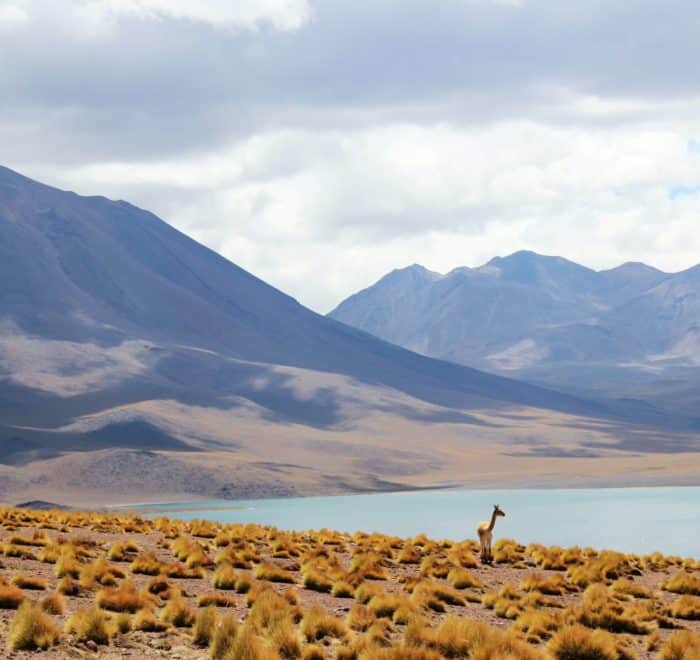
<box><xmin>1</xmin><ymin>166</ymin><xmax>700</xmax><ymax>505</ymax></box>
<box><xmin>329</xmin><ymin>252</ymin><xmax>700</xmax><ymax>414</ymax></box>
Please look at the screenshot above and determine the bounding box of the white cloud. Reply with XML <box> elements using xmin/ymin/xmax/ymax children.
<box><xmin>48</xmin><ymin>103</ymin><xmax>700</xmax><ymax>312</ymax></box>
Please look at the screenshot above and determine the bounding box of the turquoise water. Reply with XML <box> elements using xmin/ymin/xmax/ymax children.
<box><xmin>123</xmin><ymin>487</ymin><xmax>700</xmax><ymax>558</ymax></box>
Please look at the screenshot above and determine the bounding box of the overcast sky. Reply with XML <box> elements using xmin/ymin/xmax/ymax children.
<box><xmin>2</xmin><ymin>0</ymin><xmax>700</xmax><ymax>312</ymax></box>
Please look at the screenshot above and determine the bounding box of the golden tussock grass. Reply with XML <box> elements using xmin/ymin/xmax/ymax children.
<box><xmin>161</xmin><ymin>594</ymin><xmax>196</xmax><ymax>627</ymax></box>
<box><xmin>332</xmin><ymin>579</ymin><xmax>355</xmax><ymax>598</ymax></box>
<box><xmin>212</xmin><ymin>562</ymin><xmax>237</xmax><ymax>589</ymax></box>
<box><xmin>193</xmin><ymin>605</ymin><xmax>217</xmax><ymax>647</ymax></box>
<box><xmin>668</xmin><ymin>594</ymin><xmax>700</xmax><ymax>620</ymax></box>
<box><xmin>568</xmin><ymin>551</ymin><xmax>638</xmax><ymax>588</ymax></box>
<box><xmin>575</xmin><ymin>583</ymin><xmax>655</xmax><ymax>635</ymax></box>
<box><xmin>347</xmin><ymin>603</ymin><xmax>376</xmax><ymax>632</ymax></box>
<box><xmin>197</xmin><ymin>592</ymin><xmax>237</xmax><ymax>608</ymax></box>
<box><xmin>302</xmin><ymin>567</ymin><xmax>333</xmax><ymax>592</ymax></box>
<box><xmin>96</xmin><ymin>580</ymin><xmax>151</xmax><ymax>612</ymax></box>
<box><xmin>658</xmin><ymin>629</ymin><xmax>700</xmax><ymax>660</ymax></box>
<box><xmin>0</xmin><ymin>583</ymin><xmax>26</xmax><ymax>609</ymax></box>
<box><xmin>115</xmin><ymin>611</ymin><xmax>132</xmax><ymax>633</ymax></box>
<box><xmin>255</xmin><ymin>561</ymin><xmax>296</xmax><ymax>584</ymax></box>
<box><xmin>132</xmin><ymin>608</ymin><xmax>169</xmax><ymax>632</ymax></box>
<box><xmin>65</xmin><ymin>606</ymin><xmax>111</xmax><ymax>644</ymax></box>
<box><xmin>41</xmin><ymin>591</ymin><xmax>67</xmax><ymax>615</ymax></box>
<box><xmin>7</xmin><ymin>600</ymin><xmax>60</xmax><ymax>651</ymax></box>
<box><xmin>209</xmin><ymin>611</ymin><xmax>238</xmax><ymax>659</ymax></box>
<box><xmin>3</xmin><ymin>543</ymin><xmax>38</xmax><ymax>560</ymax></box>
<box><xmin>107</xmin><ymin>539</ymin><xmax>140</xmax><ymax>562</ymax></box>
<box><xmin>11</xmin><ymin>573</ymin><xmax>47</xmax><ymax>590</ymax></box>
<box><xmin>663</xmin><ymin>570</ymin><xmax>700</xmax><ymax>596</ymax></box>
<box><xmin>300</xmin><ymin>605</ymin><xmax>348</xmax><ymax>642</ymax></box>
<box><xmin>56</xmin><ymin>575</ymin><xmax>80</xmax><ymax>596</ymax></box>
<box><xmin>520</xmin><ymin>572</ymin><xmax>573</xmax><ymax>595</ymax></box>
<box><xmin>447</xmin><ymin>567</ymin><xmax>483</xmax><ymax>590</ymax></box>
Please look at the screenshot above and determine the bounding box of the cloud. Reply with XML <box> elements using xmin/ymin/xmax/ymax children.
<box><xmin>2</xmin><ymin>0</ymin><xmax>700</xmax><ymax>312</ymax></box>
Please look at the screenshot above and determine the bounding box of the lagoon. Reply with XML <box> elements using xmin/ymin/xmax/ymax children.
<box><xmin>122</xmin><ymin>486</ymin><xmax>700</xmax><ymax>557</ymax></box>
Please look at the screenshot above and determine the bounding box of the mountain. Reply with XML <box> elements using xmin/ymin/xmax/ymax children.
<box><xmin>1</xmin><ymin>167</ymin><xmax>699</xmax><ymax>504</ymax></box>
<box><xmin>329</xmin><ymin>251</ymin><xmax>700</xmax><ymax>412</ymax></box>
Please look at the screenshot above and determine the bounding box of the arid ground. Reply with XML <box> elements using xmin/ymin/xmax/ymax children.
<box><xmin>0</xmin><ymin>507</ymin><xmax>697</xmax><ymax>658</ymax></box>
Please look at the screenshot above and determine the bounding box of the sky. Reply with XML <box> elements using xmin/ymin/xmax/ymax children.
<box><xmin>1</xmin><ymin>0</ymin><xmax>700</xmax><ymax>313</ymax></box>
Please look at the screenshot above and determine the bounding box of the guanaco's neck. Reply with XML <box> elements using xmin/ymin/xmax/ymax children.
<box><xmin>488</xmin><ymin>510</ymin><xmax>498</xmax><ymax>532</ymax></box>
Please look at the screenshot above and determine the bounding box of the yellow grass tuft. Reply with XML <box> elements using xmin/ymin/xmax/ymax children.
<box><xmin>209</xmin><ymin>611</ymin><xmax>238</xmax><ymax>659</ymax></box>
<box><xmin>193</xmin><ymin>605</ymin><xmax>217</xmax><ymax>647</ymax></box>
<box><xmin>447</xmin><ymin>567</ymin><xmax>483</xmax><ymax>590</ymax></box>
<box><xmin>97</xmin><ymin>580</ymin><xmax>150</xmax><ymax>613</ymax></box>
<box><xmin>10</xmin><ymin>573</ymin><xmax>47</xmax><ymax>590</ymax></box>
<box><xmin>198</xmin><ymin>592</ymin><xmax>237</xmax><ymax>608</ymax></box>
<box><xmin>301</xmin><ymin>605</ymin><xmax>348</xmax><ymax>642</ymax></box>
<box><xmin>658</xmin><ymin>630</ymin><xmax>700</xmax><ymax>660</ymax></box>
<box><xmin>65</xmin><ymin>606</ymin><xmax>111</xmax><ymax>644</ymax></box>
<box><xmin>255</xmin><ymin>562</ymin><xmax>296</xmax><ymax>584</ymax></box>
<box><xmin>161</xmin><ymin>594</ymin><xmax>196</xmax><ymax>627</ymax></box>
<box><xmin>7</xmin><ymin>600</ymin><xmax>60</xmax><ymax>651</ymax></box>
<box><xmin>212</xmin><ymin>562</ymin><xmax>237</xmax><ymax>589</ymax></box>
<box><xmin>663</xmin><ymin>570</ymin><xmax>700</xmax><ymax>596</ymax></box>
<box><xmin>668</xmin><ymin>594</ymin><xmax>700</xmax><ymax>620</ymax></box>
<box><xmin>0</xmin><ymin>583</ymin><xmax>26</xmax><ymax>609</ymax></box>
<box><xmin>41</xmin><ymin>591</ymin><xmax>67</xmax><ymax>615</ymax></box>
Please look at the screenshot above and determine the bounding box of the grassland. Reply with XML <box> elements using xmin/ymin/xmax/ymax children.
<box><xmin>0</xmin><ymin>507</ymin><xmax>697</xmax><ymax>658</ymax></box>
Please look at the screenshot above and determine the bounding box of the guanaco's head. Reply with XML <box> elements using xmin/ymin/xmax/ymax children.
<box><xmin>494</xmin><ymin>504</ymin><xmax>505</xmax><ymax>517</ymax></box>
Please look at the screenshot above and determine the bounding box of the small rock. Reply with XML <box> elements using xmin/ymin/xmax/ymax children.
<box><xmin>86</xmin><ymin>640</ymin><xmax>99</xmax><ymax>652</ymax></box>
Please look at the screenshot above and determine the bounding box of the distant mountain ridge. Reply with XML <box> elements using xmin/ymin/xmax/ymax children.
<box><xmin>2</xmin><ymin>165</ymin><xmax>699</xmax><ymax>504</ymax></box>
<box><xmin>329</xmin><ymin>251</ymin><xmax>700</xmax><ymax>413</ymax></box>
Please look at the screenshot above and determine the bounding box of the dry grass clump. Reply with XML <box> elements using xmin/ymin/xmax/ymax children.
<box><xmin>65</xmin><ymin>606</ymin><xmax>111</xmax><ymax>644</ymax></box>
<box><xmin>132</xmin><ymin>608</ymin><xmax>169</xmax><ymax>632</ymax></box>
<box><xmin>347</xmin><ymin>603</ymin><xmax>377</xmax><ymax>632</ymax></box>
<box><xmin>492</xmin><ymin>538</ymin><xmax>527</xmax><ymax>566</ymax></box>
<box><xmin>255</xmin><ymin>561</ymin><xmax>296</xmax><ymax>583</ymax></box>
<box><xmin>668</xmin><ymin>594</ymin><xmax>700</xmax><ymax>620</ymax></box>
<box><xmin>7</xmin><ymin>600</ymin><xmax>60</xmax><ymax>651</ymax></box>
<box><xmin>482</xmin><ymin>583</ymin><xmax>524</xmax><ymax>619</ymax></box>
<box><xmin>547</xmin><ymin>624</ymin><xmax>618</xmax><ymax>660</ymax></box>
<box><xmin>193</xmin><ymin>604</ymin><xmax>217</xmax><ymax>647</ymax></box>
<box><xmin>197</xmin><ymin>592</ymin><xmax>237</xmax><ymax>608</ymax></box>
<box><xmin>0</xmin><ymin>583</ymin><xmax>26</xmax><ymax>608</ymax></box>
<box><xmin>209</xmin><ymin>611</ymin><xmax>238</xmax><ymax>658</ymax></box>
<box><xmin>397</xmin><ymin>544</ymin><xmax>423</xmax><ymax>564</ymax></box>
<box><xmin>658</xmin><ymin>630</ymin><xmax>700</xmax><ymax>660</ymax></box>
<box><xmin>54</xmin><ymin>549</ymin><xmax>81</xmax><ymax>578</ymax></box>
<box><xmin>663</xmin><ymin>571</ymin><xmax>700</xmax><ymax>596</ymax></box>
<box><xmin>512</xmin><ymin>609</ymin><xmax>562</xmax><ymax>643</ymax></box>
<box><xmin>520</xmin><ymin>572</ymin><xmax>573</xmax><ymax>595</ymax></box>
<box><xmin>79</xmin><ymin>557</ymin><xmax>126</xmax><ymax>589</ymax></box>
<box><xmin>130</xmin><ymin>551</ymin><xmax>163</xmax><ymax>575</ymax></box>
<box><xmin>3</xmin><ymin>543</ymin><xmax>38</xmax><ymax>560</ymax></box>
<box><xmin>96</xmin><ymin>580</ymin><xmax>150</xmax><ymax>612</ymax></box>
<box><xmin>302</xmin><ymin>567</ymin><xmax>333</xmax><ymax>592</ymax></box>
<box><xmin>41</xmin><ymin>591</ymin><xmax>67</xmax><ymax>615</ymax></box>
<box><xmin>568</xmin><ymin>551</ymin><xmax>638</xmax><ymax>588</ymax></box>
<box><xmin>212</xmin><ymin>562</ymin><xmax>237</xmax><ymax>589</ymax></box>
<box><xmin>332</xmin><ymin>579</ymin><xmax>355</xmax><ymax>598</ymax></box>
<box><xmin>107</xmin><ymin>539</ymin><xmax>140</xmax><ymax>562</ymax></box>
<box><xmin>57</xmin><ymin>575</ymin><xmax>80</xmax><ymax>596</ymax></box>
<box><xmin>447</xmin><ymin>567</ymin><xmax>483</xmax><ymax>590</ymax></box>
<box><xmin>609</xmin><ymin>578</ymin><xmax>651</xmax><ymax>599</ymax></box>
<box><xmin>11</xmin><ymin>573</ymin><xmax>47</xmax><ymax>590</ymax></box>
<box><xmin>575</xmin><ymin>583</ymin><xmax>655</xmax><ymax>634</ymax></box>
<box><xmin>301</xmin><ymin>605</ymin><xmax>348</xmax><ymax>641</ymax></box>
<box><xmin>161</xmin><ymin>593</ymin><xmax>196</xmax><ymax>626</ymax></box>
